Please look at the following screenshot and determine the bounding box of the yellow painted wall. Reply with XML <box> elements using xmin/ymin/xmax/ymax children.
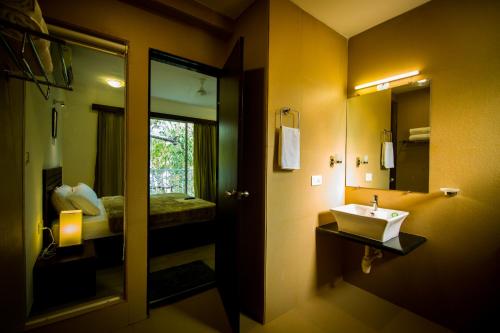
<box><xmin>34</xmin><ymin>0</ymin><xmax>227</xmax><ymax>330</ymax></box>
<box><xmin>345</xmin><ymin>0</ymin><xmax>500</xmax><ymax>330</ymax></box>
<box><xmin>346</xmin><ymin>90</ymin><xmax>391</xmax><ymax>189</ymax></box>
<box><xmin>266</xmin><ymin>0</ymin><xmax>347</xmax><ymax>321</ymax></box>
<box><xmin>24</xmin><ymin>83</ymin><xmax>65</xmax><ymax>314</ymax></box>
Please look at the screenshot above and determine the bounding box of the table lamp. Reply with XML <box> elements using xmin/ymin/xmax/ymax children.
<box><xmin>59</xmin><ymin>210</ymin><xmax>83</xmax><ymax>248</ymax></box>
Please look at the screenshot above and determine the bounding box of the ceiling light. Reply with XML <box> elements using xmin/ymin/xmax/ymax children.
<box><xmin>106</xmin><ymin>79</ymin><xmax>125</xmax><ymax>88</ymax></box>
<box><xmin>354</xmin><ymin>70</ymin><xmax>420</xmax><ymax>90</ymax></box>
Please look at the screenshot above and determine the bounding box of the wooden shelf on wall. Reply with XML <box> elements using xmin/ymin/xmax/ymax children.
<box><xmin>316</xmin><ymin>223</ymin><xmax>426</xmax><ymax>256</ymax></box>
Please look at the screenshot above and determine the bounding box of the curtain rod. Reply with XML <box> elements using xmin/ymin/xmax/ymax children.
<box><xmin>91</xmin><ymin>104</ymin><xmax>124</xmax><ymax>114</ymax></box>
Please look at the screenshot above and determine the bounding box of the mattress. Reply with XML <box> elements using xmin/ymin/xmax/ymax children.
<box><xmin>52</xmin><ymin>199</ymin><xmax>119</xmax><ymax>241</ymax></box>
<box><xmin>103</xmin><ymin>193</ymin><xmax>216</xmax><ymax>233</ymax></box>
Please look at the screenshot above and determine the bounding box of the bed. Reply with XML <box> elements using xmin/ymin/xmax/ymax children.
<box><xmin>42</xmin><ymin>167</ymin><xmax>216</xmax><ymax>258</ymax></box>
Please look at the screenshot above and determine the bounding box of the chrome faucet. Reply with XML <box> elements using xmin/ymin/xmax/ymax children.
<box><xmin>371</xmin><ymin>195</ymin><xmax>379</xmax><ymax>211</ymax></box>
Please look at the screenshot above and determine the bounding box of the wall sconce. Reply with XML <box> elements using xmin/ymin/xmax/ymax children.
<box><xmin>356</xmin><ymin>156</ymin><xmax>369</xmax><ymax>167</ymax></box>
<box><xmin>330</xmin><ymin>155</ymin><xmax>343</xmax><ymax>167</ymax></box>
<box><xmin>59</xmin><ymin>210</ymin><xmax>83</xmax><ymax>248</ymax></box>
<box><xmin>354</xmin><ymin>70</ymin><xmax>420</xmax><ymax>91</ymax></box>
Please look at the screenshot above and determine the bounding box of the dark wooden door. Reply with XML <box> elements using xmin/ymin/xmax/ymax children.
<box><xmin>216</xmin><ymin>37</ymin><xmax>245</xmax><ymax>332</ymax></box>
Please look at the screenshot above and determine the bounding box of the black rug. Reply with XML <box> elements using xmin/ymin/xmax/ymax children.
<box><xmin>148</xmin><ymin>260</ymin><xmax>216</xmax><ymax>307</ymax></box>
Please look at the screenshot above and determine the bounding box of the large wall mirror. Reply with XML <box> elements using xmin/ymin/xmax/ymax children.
<box><xmin>346</xmin><ymin>80</ymin><xmax>431</xmax><ymax>192</ymax></box>
<box><xmin>22</xmin><ymin>32</ymin><xmax>126</xmax><ymax>321</ymax></box>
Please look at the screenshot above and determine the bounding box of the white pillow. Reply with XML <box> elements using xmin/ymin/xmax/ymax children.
<box><xmin>51</xmin><ymin>184</ymin><xmax>76</xmax><ymax>213</ymax></box>
<box><xmin>67</xmin><ymin>183</ymin><xmax>100</xmax><ymax>216</ymax></box>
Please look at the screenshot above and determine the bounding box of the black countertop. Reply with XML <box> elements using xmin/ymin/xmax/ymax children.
<box><xmin>317</xmin><ymin>222</ymin><xmax>426</xmax><ymax>255</ymax></box>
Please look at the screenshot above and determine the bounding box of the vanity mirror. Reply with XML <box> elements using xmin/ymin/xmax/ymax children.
<box><xmin>346</xmin><ymin>80</ymin><xmax>430</xmax><ymax>192</ymax></box>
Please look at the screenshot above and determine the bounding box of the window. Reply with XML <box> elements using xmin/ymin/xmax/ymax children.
<box><xmin>150</xmin><ymin>118</ymin><xmax>194</xmax><ymax>195</ymax></box>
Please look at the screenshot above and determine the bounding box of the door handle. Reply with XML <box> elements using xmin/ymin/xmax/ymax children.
<box><xmin>225</xmin><ymin>190</ymin><xmax>237</xmax><ymax>197</ymax></box>
<box><xmin>237</xmin><ymin>191</ymin><xmax>250</xmax><ymax>199</ymax></box>
<box><xmin>224</xmin><ymin>190</ymin><xmax>250</xmax><ymax>200</ymax></box>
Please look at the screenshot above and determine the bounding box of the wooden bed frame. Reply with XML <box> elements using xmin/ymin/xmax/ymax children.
<box><xmin>42</xmin><ymin>167</ymin><xmax>215</xmax><ymax>264</ymax></box>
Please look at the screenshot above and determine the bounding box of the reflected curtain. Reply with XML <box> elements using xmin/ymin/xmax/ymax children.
<box><xmin>193</xmin><ymin>123</ymin><xmax>216</xmax><ymax>202</ymax></box>
<box><xmin>94</xmin><ymin>111</ymin><xmax>124</xmax><ymax>197</ymax></box>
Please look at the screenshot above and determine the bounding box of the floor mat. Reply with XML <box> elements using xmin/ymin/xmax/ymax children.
<box><xmin>148</xmin><ymin>260</ymin><xmax>216</xmax><ymax>307</ymax></box>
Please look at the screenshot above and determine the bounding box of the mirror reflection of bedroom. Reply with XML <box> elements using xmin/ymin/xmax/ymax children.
<box><xmin>148</xmin><ymin>55</ymin><xmax>217</xmax><ymax>306</ymax></box>
<box><xmin>23</xmin><ymin>32</ymin><xmax>126</xmax><ymax>319</ymax></box>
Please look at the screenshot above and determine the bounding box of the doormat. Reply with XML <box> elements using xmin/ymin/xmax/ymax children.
<box><xmin>148</xmin><ymin>260</ymin><xmax>216</xmax><ymax>307</ymax></box>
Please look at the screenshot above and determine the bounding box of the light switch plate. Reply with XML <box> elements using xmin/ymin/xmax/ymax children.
<box><xmin>311</xmin><ymin>175</ymin><xmax>323</xmax><ymax>186</ymax></box>
<box><xmin>365</xmin><ymin>173</ymin><xmax>373</xmax><ymax>182</ymax></box>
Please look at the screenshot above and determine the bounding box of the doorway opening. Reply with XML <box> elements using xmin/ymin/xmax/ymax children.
<box><xmin>147</xmin><ymin>50</ymin><xmax>219</xmax><ymax>307</ymax></box>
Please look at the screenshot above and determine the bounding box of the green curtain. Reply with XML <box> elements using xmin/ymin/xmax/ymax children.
<box><xmin>193</xmin><ymin>123</ymin><xmax>216</xmax><ymax>202</ymax></box>
<box><xmin>94</xmin><ymin>111</ymin><xmax>124</xmax><ymax>197</ymax></box>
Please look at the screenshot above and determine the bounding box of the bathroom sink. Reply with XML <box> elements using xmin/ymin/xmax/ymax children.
<box><xmin>330</xmin><ymin>204</ymin><xmax>409</xmax><ymax>242</ymax></box>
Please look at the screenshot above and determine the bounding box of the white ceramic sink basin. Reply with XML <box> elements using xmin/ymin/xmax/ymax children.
<box><xmin>330</xmin><ymin>204</ymin><xmax>409</xmax><ymax>242</ymax></box>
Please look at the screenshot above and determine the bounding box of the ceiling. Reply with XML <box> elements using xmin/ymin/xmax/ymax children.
<box><xmin>150</xmin><ymin>60</ymin><xmax>217</xmax><ymax>108</ymax></box>
<box><xmin>195</xmin><ymin>0</ymin><xmax>430</xmax><ymax>38</ymax></box>
<box><xmin>194</xmin><ymin>0</ymin><xmax>256</xmax><ymax>19</ymax></box>
<box><xmin>70</xmin><ymin>47</ymin><xmax>216</xmax><ymax>109</ymax></box>
<box><xmin>70</xmin><ymin>45</ymin><xmax>125</xmax><ymax>93</ymax></box>
<box><xmin>289</xmin><ymin>0</ymin><xmax>430</xmax><ymax>38</ymax></box>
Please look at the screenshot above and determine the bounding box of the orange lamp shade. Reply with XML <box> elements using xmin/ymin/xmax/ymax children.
<box><xmin>59</xmin><ymin>210</ymin><xmax>83</xmax><ymax>247</ymax></box>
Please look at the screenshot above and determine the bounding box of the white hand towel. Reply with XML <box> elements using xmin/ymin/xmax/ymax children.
<box><xmin>409</xmin><ymin>133</ymin><xmax>430</xmax><ymax>141</ymax></box>
<box><xmin>279</xmin><ymin>126</ymin><xmax>300</xmax><ymax>170</ymax></box>
<box><xmin>409</xmin><ymin>127</ymin><xmax>431</xmax><ymax>135</ymax></box>
<box><xmin>381</xmin><ymin>142</ymin><xmax>394</xmax><ymax>169</ymax></box>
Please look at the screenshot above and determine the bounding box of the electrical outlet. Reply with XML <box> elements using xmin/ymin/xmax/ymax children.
<box><xmin>311</xmin><ymin>175</ymin><xmax>323</xmax><ymax>186</ymax></box>
<box><xmin>38</xmin><ymin>221</ymin><xmax>43</xmax><ymax>234</ymax></box>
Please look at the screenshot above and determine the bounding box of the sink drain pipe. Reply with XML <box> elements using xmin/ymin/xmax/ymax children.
<box><xmin>361</xmin><ymin>245</ymin><xmax>383</xmax><ymax>274</ymax></box>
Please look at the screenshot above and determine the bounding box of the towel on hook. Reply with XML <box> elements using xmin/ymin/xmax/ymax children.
<box><xmin>381</xmin><ymin>142</ymin><xmax>394</xmax><ymax>169</ymax></box>
<box><xmin>279</xmin><ymin>126</ymin><xmax>300</xmax><ymax>170</ymax></box>
<box><xmin>409</xmin><ymin>127</ymin><xmax>431</xmax><ymax>135</ymax></box>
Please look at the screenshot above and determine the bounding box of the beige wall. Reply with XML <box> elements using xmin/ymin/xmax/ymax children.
<box><xmin>346</xmin><ymin>90</ymin><xmax>391</xmax><ymax>189</ymax></box>
<box><xmin>62</xmin><ymin>83</ymin><xmax>125</xmax><ymax>187</ymax></box>
<box><xmin>151</xmin><ymin>97</ymin><xmax>216</xmax><ymax>120</ymax></box>
<box><xmin>24</xmin><ymin>83</ymin><xmax>65</xmax><ymax>314</ymax></box>
<box><xmin>345</xmin><ymin>0</ymin><xmax>500</xmax><ymax>330</ymax></box>
<box><xmin>35</xmin><ymin>0</ymin><xmax>227</xmax><ymax>330</ymax></box>
<box><xmin>266</xmin><ymin>0</ymin><xmax>347</xmax><ymax>321</ymax></box>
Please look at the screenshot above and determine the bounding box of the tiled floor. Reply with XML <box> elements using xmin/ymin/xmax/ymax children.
<box><xmin>115</xmin><ymin>280</ymin><xmax>451</xmax><ymax>333</ymax></box>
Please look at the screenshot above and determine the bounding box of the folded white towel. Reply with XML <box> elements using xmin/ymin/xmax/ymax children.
<box><xmin>381</xmin><ymin>142</ymin><xmax>394</xmax><ymax>169</ymax></box>
<box><xmin>409</xmin><ymin>127</ymin><xmax>431</xmax><ymax>135</ymax></box>
<box><xmin>409</xmin><ymin>133</ymin><xmax>430</xmax><ymax>141</ymax></box>
<box><xmin>279</xmin><ymin>126</ymin><xmax>300</xmax><ymax>170</ymax></box>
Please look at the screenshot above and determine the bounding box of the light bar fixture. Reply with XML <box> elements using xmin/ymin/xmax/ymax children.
<box><xmin>354</xmin><ymin>70</ymin><xmax>420</xmax><ymax>90</ymax></box>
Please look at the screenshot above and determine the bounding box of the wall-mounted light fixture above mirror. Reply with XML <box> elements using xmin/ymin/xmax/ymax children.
<box><xmin>346</xmin><ymin>79</ymin><xmax>431</xmax><ymax>192</ymax></box>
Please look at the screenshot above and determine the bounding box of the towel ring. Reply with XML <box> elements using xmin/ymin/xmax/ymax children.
<box><xmin>382</xmin><ymin>129</ymin><xmax>392</xmax><ymax>142</ymax></box>
<box><xmin>279</xmin><ymin>107</ymin><xmax>300</xmax><ymax>129</ymax></box>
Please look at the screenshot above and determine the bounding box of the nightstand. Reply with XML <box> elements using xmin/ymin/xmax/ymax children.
<box><xmin>33</xmin><ymin>240</ymin><xmax>96</xmax><ymax>310</ymax></box>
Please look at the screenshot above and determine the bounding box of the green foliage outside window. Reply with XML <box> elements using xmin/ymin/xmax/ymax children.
<box><xmin>150</xmin><ymin>118</ymin><xmax>193</xmax><ymax>195</ymax></box>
